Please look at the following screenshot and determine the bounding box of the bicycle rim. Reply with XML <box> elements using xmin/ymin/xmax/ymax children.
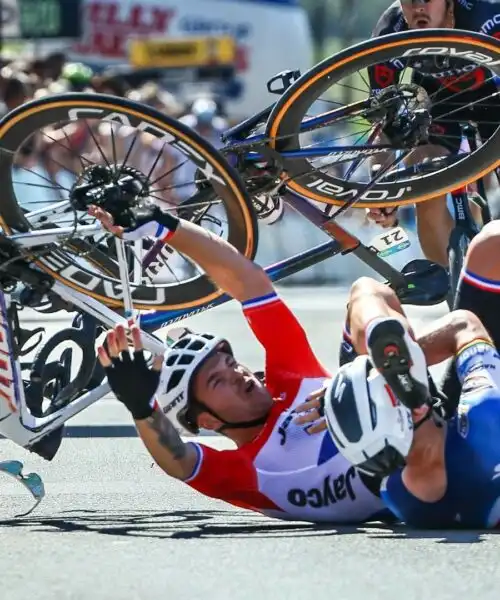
<box><xmin>266</xmin><ymin>29</ymin><xmax>500</xmax><ymax>208</ymax></box>
<box><xmin>0</xmin><ymin>94</ymin><xmax>257</xmax><ymax>311</ymax></box>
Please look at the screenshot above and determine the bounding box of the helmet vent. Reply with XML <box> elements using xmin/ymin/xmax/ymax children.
<box><xmin>188</xmin><ymin>340</ymin><xmax>205</xmax><ymax>351</ymax></box>
<box><xmin>175</xmin><ymin>338</ymin><xmax>191</xmax><ymax>349</ymax></box>
<box><xmin>166</xmin><ymin>353</ymin><xmax>178</xmax><ymax>367</ymax></box>
<box><xmin>166</xmin><ymin>370</ymin><xmax>184</xmax><ymax>393</ymax></box>
<box><xmin>178</xmin><ymin>354</ymin><xmax>195</xmax><ymax>365</ymax></box>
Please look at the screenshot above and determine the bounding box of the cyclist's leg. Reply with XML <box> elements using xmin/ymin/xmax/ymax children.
<box><xmin>411</xmin><ymin>110</ymin><xmax>463</xmax><ymax>266</ymax></box>
<box><xmin>441</xmin><ymin>221</ymin><xmax>500</xmax><ymax>410</ymax></box>
<box><xmin>411</xmin><ymin>141</ymin><xmax>455</xmax><ymax>267</ymax></box>
<box><xmin>474</xmin><ymin>112</ymin><xmax>498</xmax><ymax>221</ymax></box>
<box><xmin>339</xmin><ymin>277</ymin><xmax>446</xmax><ymax>404</ymax></box>
<box><xmin>339</xmin><ymin>277</ymin><xmax>408</xmax><ymax>366</ymax></box>
<box><xmin>339</xmin><ymin>320</ymin><xmax>357</xmax><ymax>367</ymax></box>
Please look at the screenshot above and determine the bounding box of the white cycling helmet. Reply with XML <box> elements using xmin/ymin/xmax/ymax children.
<box><xmin>156</xmin><ymin>331</ymin><xmax>232</xmax><ymax>435</ymax></box>
<box><xmin>323</xmin><ymin>355</ymin><xmax>414</xmax><ymax>477</ymax></box>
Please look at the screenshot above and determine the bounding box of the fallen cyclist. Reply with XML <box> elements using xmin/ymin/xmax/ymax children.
<box><xmin>92</xmin><ymin>202</ymin><xmax>400</xmax><ymax>524</ymax></box>
<box><xmin>92</xmin><ymin>199</ymin><xmax>482</xmax><ymax>526</ymax></box>
<box><xmin>297</xmin><ymin>221</ymin><xmax>500</xmax><ymax>528</ymax></box>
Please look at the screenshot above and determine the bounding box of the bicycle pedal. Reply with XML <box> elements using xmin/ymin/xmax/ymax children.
<box><xmin>367</xmin><ymin>320</ymin><xmax>428</xmax><ymax>410</ymax></box>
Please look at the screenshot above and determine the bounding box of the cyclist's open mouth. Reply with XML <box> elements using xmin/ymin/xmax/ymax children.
<box><xmin>413</xmin><ymin>16</ymin><xmax>431</xmax><ymax>28</ymax></box>
<box><xmin>244</xmin><ymin>379</ymin><xmax>255</xmax><ymax>395</ymax></box>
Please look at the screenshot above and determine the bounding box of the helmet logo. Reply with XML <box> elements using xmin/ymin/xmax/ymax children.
<box><xmin>163</xmin><ymin>391</ymin><xmax>184</xmax><ymax>413</ymax></box>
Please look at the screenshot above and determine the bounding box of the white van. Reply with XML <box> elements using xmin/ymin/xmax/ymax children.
<box><xmin>66</xmin><ymin>0</ymin><xmax>314</xmax><ymax>120</ymax></box>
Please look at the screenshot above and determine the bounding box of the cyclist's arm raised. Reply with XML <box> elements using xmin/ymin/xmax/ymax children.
<box><xmin>90</xmin><ymin>205</ymin><xmax>273</xmax><ymax>303</ymax></box>
<box><xmin>92</xmin><ymin>204</ymin><xmax>327</xmax><ymax>388</ymax></box>
<box><xmin>98</xmin><ymin>322</ymin><xmax>199</xmax><ymax>481</ymax></box>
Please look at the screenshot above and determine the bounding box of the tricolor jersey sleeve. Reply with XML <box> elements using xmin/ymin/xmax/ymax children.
<box><xmin>242</xmin><ymin>292</ymin><xmax>329</xmax><ymax>390</ymax></box>
<box><xmin>184</xmin><ymin>442</ymin><xmax>283</xmax><ymax>513</ymax></box>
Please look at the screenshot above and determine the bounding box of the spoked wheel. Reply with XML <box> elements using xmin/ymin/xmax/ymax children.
<box><xmin>0</xmin><ymin>93</ymin><xmax>257</xmax><ymax>311</ymax></box>
<box><xmin>265</xmin><ymin>29</ymin><xmax>500</xmax><ymax>208</ymax></box>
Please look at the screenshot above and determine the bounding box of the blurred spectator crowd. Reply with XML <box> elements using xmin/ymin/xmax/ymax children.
<box><xmin>0</xmin><ymin>51</ymin><xmax>229</xmax><ymax>214</ymax></box>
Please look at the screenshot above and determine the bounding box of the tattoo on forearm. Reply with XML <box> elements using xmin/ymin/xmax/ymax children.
<box><xmin>146</xmin><ymin>410</ymin><xmax>187</xmax><ymax>460</ymax></box>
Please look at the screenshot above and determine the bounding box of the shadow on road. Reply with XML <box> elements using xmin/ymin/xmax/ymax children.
<box><xmin>0</xmin><ymin>509</ymin><xmax>496</xmax><ymax>542</ymax></box>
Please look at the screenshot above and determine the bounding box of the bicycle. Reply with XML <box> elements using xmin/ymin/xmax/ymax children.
<box><xmin>1</xmin><ymin>27</ymin><xmax>500</xmax><ymax>465</ymax></box>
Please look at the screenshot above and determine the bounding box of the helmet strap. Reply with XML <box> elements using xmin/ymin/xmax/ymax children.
<box><xmin>198</xmin><ymin>402</ymin><xmax>269</xmax><ymax>433</ymax></box>
<box><xmin>217</xmin><ymin>414</ymin><xmax>269</xmax><ymax>432</ymax></box>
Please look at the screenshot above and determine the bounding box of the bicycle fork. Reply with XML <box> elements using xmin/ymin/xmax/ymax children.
<box><xmin>447</xmin><ymin>187</ymin><xmax>481</xmax><ymax>307</ymax></box>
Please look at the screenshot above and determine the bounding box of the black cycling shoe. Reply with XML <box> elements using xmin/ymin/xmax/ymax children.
<box><xmin>366</xmin><ymin>319</ymin><xmax>430</xmax><ymax>410</ymax></box>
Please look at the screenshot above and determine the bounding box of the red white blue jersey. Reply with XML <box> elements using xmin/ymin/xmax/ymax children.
<box><xmin>184</xmin><ymin>292</ymin><xmax>388</xmax><ymax>523</ymax></box>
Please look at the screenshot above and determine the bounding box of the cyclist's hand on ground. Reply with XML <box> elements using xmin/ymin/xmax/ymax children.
<box><xmin>98</xmin><ymin>322</ymin><xmax>164</xmax><ymax>420</ymax></box>
<box><xmin>89</xmin><ymin>205</ymin><xmax>125</xmax><ymax>237</ymax></box>
<box><xmin>294</xmin><ymin>387</ymin><xmax>328</xmax><ymax>434</ymax></box>
<box><xmin>366</xmin><ymin>207</ymin><xmax>399</xmax><ymax>228</ymax></box>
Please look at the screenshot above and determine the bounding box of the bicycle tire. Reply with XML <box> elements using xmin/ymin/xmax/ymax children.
<box><xmin>266</xmin><ymin>28</ymin><xmax>500</xmax><ymax>208</ymax></box>
<box><xmin>0</xmin><ymin>93</ymin><xmax>258</xmax><ymax>311</ymax></box>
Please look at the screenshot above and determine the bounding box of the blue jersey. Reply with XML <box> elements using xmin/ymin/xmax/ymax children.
<box><xmin>381</xmin><ymin>340</ymin><xmax>500</xmax><ymax>529</ymax></box>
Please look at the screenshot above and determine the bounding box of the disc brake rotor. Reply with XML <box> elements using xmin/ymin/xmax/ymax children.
<box><xmin>370</xmin><ymin>84</ymin><xmax>432</xmax><ymax>148</ymax></box>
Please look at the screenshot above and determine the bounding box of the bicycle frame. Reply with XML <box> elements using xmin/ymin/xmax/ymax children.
<box><xmin>0</xmin><ymin>218</ymin><xmax>348</xmax><ymax>448</ymax></box>
<box><xmin>0</xmin><ymin>184</ymin><xmax>443</xmax><ymax>450</ymax></box>
<box><xmin>0</xmin><ymin>89</ymin><xmax>474</xmax><ymax>450</ymax></box>
<box><xmin>140</xmin><ymin>186</ymin><xmax>410</xmax><ymax>330</ymax></box>
<box><xmin>0</xmin><ymin>274</ymin><xmax>164</xmax><ymax>448</ymax></box>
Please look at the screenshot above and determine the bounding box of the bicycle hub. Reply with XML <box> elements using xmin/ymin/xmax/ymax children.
<box><xmin>69</xmin><ymin>164</ymin><xmax>150</xmax><ymax>219</ymax></box>
<box><xmin>370</xmin><ymin>84</ymin><xmax>432</xmax><ymax>148</ymax></box>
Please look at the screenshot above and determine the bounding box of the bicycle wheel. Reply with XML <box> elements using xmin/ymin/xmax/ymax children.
<box><xmin>0</xmin><ymin>93</ymin><xmax>257</xmax><ymax>311</ymax></box>
<box><xmin>266</xmin><ymin>28</ymin><xmax>500</xmax><ymax>208</ymax></box>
